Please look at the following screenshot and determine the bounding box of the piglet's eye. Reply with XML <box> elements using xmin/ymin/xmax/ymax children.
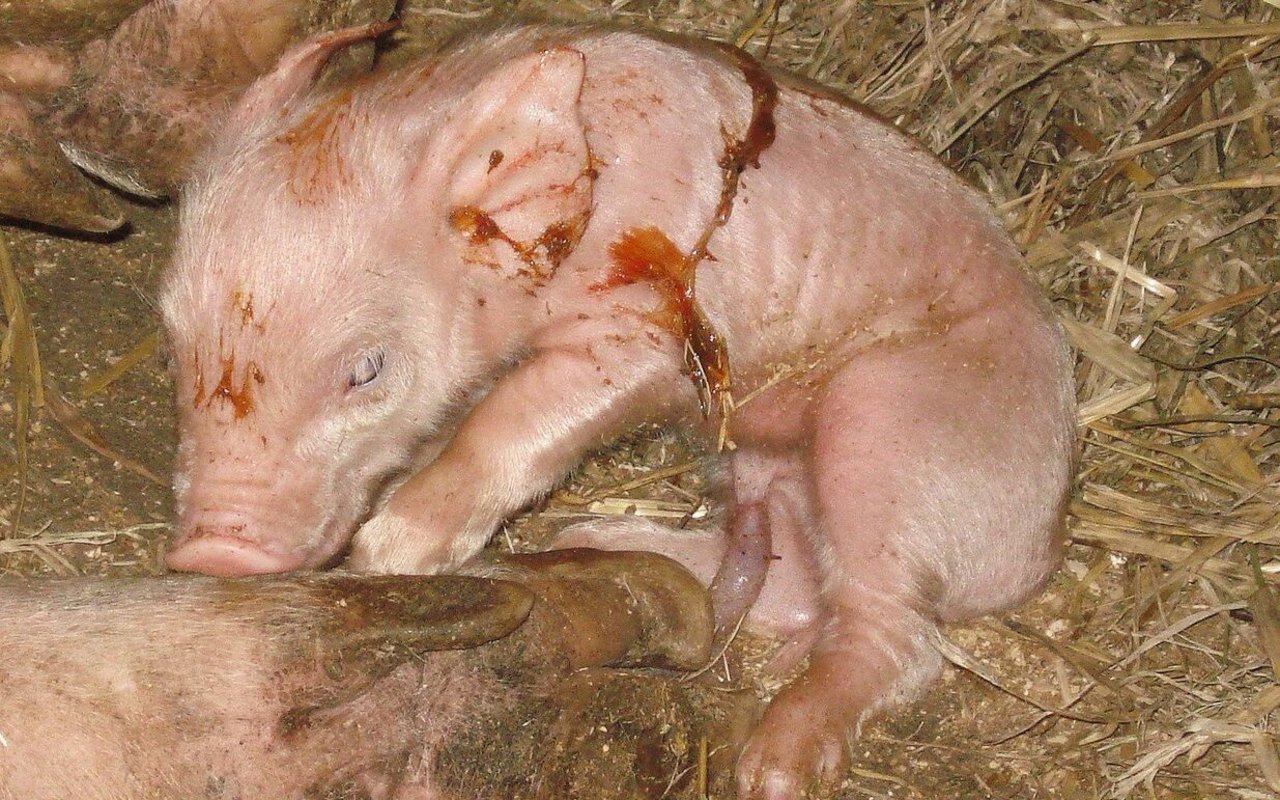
<box><xmin>347</xmin><ymin>349</ymin><xmax>386</xmax><ymax>390</ymax></box>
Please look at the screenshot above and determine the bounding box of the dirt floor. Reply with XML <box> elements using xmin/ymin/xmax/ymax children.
<box><xmin>4</xmin><ymin>1</ymin><xmax>1280</xmax><ymax>798</ymax></box>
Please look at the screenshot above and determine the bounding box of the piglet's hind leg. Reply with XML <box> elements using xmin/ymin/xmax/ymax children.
<box><xmin>738</xmin><ymin>325</ymin><xmax>1071</xmax><ymax>799</ymax></box>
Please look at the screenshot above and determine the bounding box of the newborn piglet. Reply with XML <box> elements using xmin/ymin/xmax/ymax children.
<box><xmin>160</xmin><ymin>22</ymin><xmax>1076</xmax><ymax>798</ymax></box>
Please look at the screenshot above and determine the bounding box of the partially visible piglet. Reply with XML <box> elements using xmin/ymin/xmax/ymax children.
<box><xmin>0</xmin><ymin>548</ymin><xmax>747</xmax><ymax>799</ymax></box>
<box><xmin>0</xmin><ymin>0</ymin><xmax>394</xmax><ymax>231</ymax></box>
<box><xmin>160</xmin><ymin>21</ymin><xmax>1076</xmax><ymax>798</ymax></box>
<box><xmin>0</xmin><ymin>43</ymin><xmax>125</xmax><ymax>231</ymax></box>
<box><xmin>47</xmin><ymin>0</ymin><xmax>398</xmax><ymax>199</ymax></box>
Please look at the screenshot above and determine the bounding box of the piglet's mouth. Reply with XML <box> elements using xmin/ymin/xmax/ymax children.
<box><xmin>165</xmin><ymin>525</ymin><xmax>310</xmax><ymax>577</ymax></box>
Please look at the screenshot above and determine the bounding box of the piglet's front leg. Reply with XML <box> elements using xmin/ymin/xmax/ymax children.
<box><xmin>349</xmin><ymin>332</ymin><xmax>684</xmax><ymax>574</ymax></box>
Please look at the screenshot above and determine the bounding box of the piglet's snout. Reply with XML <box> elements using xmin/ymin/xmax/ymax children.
<box><xmin>165</xmin><ymin>519</ymin><xmax>305</xmax><ymax>576</ymax></box>
<box><xmin>166</xmin><ymin>471</ymin><xmax>319</xmax><ymax>576</ymax></box>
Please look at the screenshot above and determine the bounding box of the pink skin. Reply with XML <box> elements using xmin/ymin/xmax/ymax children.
<box><xmin>161</xmin><ymin>23</ymin><xmax>1075</xmax><ymax>798</ymax></box>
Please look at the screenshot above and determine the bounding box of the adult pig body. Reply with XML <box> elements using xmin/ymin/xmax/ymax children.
<box><xmin>0</xmin><ymin>550</ymin><xmax>727</xmax><ymax>799</ymax></box>
<box><xmin>161</xmin><ymin>22</ymin><xmax>1076</xmax><ymax>799</ymax></box>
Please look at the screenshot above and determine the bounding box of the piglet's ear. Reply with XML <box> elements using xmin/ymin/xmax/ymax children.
<box><xmin>230</xmin><ymin>20</ymin><xmax>398</xmax><ymax>127</ymax></box>
<box><xmin>438</xmin><ymin>48</ymin><xmax>594</xmax><ymax>282</ymax></box>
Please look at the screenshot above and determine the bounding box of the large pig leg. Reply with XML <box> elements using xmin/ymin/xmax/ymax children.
<box><xmin>349</xmin><ymin>335</ymin><xmax>689</xmax><ymax>573</ymax></box>
<box><xmin>736</xmin><ymin>327</ymin><xmax>1070</xmax><ymax>799</ymax></box>
<box><xmin>0</xmin><ymin>572</ymin><xmax>536</xmax><ymax>800</ymax></box>
<box><xmin>0</xmin><ymin>550</ymin><xmax>732</xmax><ymax>800</ymax></box>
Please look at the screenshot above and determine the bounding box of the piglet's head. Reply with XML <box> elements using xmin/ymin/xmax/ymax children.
<box><xmin>160</xmin><ymin>25</ymin><xmax>593</xmax><ymax>576</ymax></box>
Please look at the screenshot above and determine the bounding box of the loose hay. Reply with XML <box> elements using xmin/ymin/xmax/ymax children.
<box><xmin>3</xmin><ymin>0</ymin><xmax>1280</xmax><ymax>797</ymax></box>
<box><xmin>0</xmin><ymin>232</ymin><xmax>43</xmax><ymax>535</ymax></box>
